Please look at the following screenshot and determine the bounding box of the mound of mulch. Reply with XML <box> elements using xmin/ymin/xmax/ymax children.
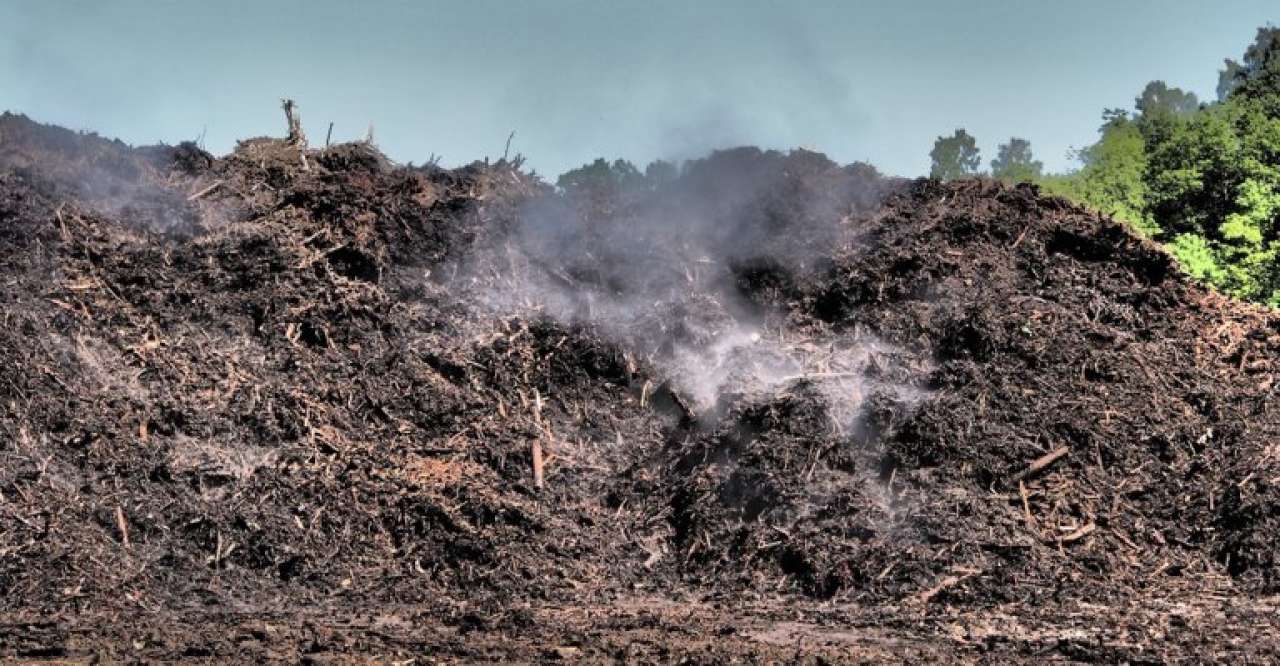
<box><xmin>1</xmin><ymin>113</ymin><xmax>1277</xmax><ymax>662</ymax></box>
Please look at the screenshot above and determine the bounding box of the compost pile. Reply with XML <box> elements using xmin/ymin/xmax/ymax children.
<box><xmin>1</xmin><ymin>112</ymin><xmax>1279</xmax><ymax>662</ymax></box>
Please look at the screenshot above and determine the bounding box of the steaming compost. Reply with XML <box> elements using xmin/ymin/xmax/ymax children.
<box><xmin>2</xmin><ymin>113</ymin><xmax>1279</xmax><ymax>662</ymax></box>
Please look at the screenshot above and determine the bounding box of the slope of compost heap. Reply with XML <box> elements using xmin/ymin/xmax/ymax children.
<box><xmin>1</xmin><ymin>112</ymin><xmax>1279</xmax><ymax>662</ymax></box>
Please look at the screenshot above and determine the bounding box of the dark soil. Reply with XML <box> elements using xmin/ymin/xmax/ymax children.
<box><xmin>1</xmin><ymin>111</ymin><xmax>1279</xmax><ymax>663</ymax></box>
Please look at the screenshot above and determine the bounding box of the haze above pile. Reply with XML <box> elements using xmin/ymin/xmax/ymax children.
<box><xmin>1</xmin><ymin>1</ymin><xmax>1274</xmax><ymax>177</ymax></box>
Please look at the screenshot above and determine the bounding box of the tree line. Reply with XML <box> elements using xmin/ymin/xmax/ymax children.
<box><xmin>930</xmin><ymin>26</ymin><xmax>1280</xmax><ymax>306</ymax></box>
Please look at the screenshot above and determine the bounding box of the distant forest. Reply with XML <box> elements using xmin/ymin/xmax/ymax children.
<box><xmin>932</xmin><ymin>25</ymin><xmax>1280</xmax><ymax>306</ymax></box>
<box><xmin>558</xmin><ymin>26</ymin><xmax>1280</xmax><ymax>307</ymax></box>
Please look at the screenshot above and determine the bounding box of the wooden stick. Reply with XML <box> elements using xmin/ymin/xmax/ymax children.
<box><xmin>282</xmin><ymin>99</ymin><xmax>306</xmax><ymax>146</ymax></box>
<box><xmin>780</xmin><ymin>372</ymin><xmax>863</xmax><ymax>382</ymax></box>
<box><xmin>1008</xmin><ymin>446</ymin><xmax>1069</xmax><ymax>485</ymax></box>
<box><xmin>115</xmin><ymin>506</ymin><xmax>130</xmax><ymax>548</ymax></box>
<box><xmin>325</xmin><ymin>122</ymin><xmax>334</xmax><ymax>148</ymax></box>
<box><xmin>1019</xmin><ymin>480</ymin><xmax>1037</xmax><ymax>528</ymax></box>
<box><xmin>55</xmin><ymin>204</ymin><xmax>69</xmax><ymax>241</ymax></box>
<box><xmin>532</xmin><ymin>389</ymin><xmax>545</xmax><ymax>489</ymax></box>
<box><xmin>1011</xmin><ymin>224</ymin><xmax>1031</xmax><ymax>248</ymax></box>
<box><xmin>913</xmin><ymin>568</ymin><xmax>979</xmax><ymax>605</ymax></box>
<box><xmin>187</xmin><ymin>180</ymin><xmax>223</xmax><ymax>201</ymax></box>
<box><xmin>532</xmin><ymin>438</ymin><xmax>544</xmax><ymax>490</ymax></box>
<box><xmin>1056</xmin><ymin>522</ymin><xmax>1096</xmax><ymax>544</ymax></box>
<box><xmin>503</xmin><ymin>130</ymin><xmax>516</xmax><ymax>160</ymax></box>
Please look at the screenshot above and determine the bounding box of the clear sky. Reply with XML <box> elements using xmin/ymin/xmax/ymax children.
<box><xmin>1</xmin><ymin>1</ymin><xmax>1275</xmax><ymax>178</ymax></box>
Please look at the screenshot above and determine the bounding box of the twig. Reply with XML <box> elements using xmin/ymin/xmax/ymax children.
<box><xmin>115</xmin><ymin>506</ymin><xmax>130</xmax><ymax>548</ymax></box>
<box><xmin>913</xmin><ymin>567</ymin><xmax>980</xmax><ymax>605</ymax></box>
<box><xmin>55</xmin><ymin>204</ymin><xmax>69</xmax><ymax>242</ymax></box>
<box><xmin>1011</xmin><ymin>224</ymin><xmax>1031</xmax><ymax>248</ymax></box>
<box><xmin>1055</xmin><ymin>522</ymin><xmax>1096</xmax><ymax>544</ymax></box>
<box><xmin>780</xmin><ymin>372</ymin><xmax>863</xmax><ymax>383</ymax></box>
<box><xmin>1007</xmin><ymin>446</ymin><xmax>1069</xmax><ymax>485</ymax></box>
<box><xmin>532</xmin><ymin>390</ymin><xmax>546</xmax><ymax>489</ymax></box>
<box><xmin>187</xmin><ymin>180</ymin><xmax>224</xmax><ymax>201</ymax></box>
<box><xmin>532</xmin><ymin>439</ymin><xmax>544</xmax><ymax>489</ymax></box>
<box><xmin>503</xmin><ymin>130</ymin><xmax>516</xmax><ymax>161</ymax></box>
<box><xmin>282</xmin><ymin>99</ymin><xmax>306</xmax><ymax>146</ymax></box>
<box><xmin>1019</xmin><ymin>480</ymin><xmax>1037</xmax><ymax>528</ymax></box>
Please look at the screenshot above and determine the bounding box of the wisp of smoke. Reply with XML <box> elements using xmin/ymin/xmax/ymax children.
<box><xmin>467</xmin><ymin>146</ymin><xmax>923</xmax><ymax>431</ymax></box>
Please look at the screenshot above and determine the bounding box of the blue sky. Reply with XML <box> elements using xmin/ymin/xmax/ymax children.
<box><xmin>1</xmin><ymin>1</ymin><xmax>1274</xmax><ymax>178</ymax></box>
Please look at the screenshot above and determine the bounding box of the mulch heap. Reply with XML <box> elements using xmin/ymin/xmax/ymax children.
<box><xmin>1</xmin><ymin>111</ymin><xmax>1278</xmax><ymax>662</ymax></box>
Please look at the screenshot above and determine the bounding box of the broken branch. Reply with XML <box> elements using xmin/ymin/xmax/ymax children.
<box><xmin>1007</xmin><ymin>446</ymin><xmax>1069</xmax><ymax>485</ymax></box>
<box><xmin>115</xmin><ymin>506</ymin><xmax>130</xmax><ymax>548</ymax></box>
<box><xmin>187</xmin><ymin>180</ymin><xmax>224</xmax><ymax>201</ymax></box>
<box><xmin>1055</xmin><ymin>522</ymin><xmax>1096</xmax><ymax>544</ymax></box>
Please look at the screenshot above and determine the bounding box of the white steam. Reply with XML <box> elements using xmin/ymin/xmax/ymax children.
<box><xmin>462</xmin><ymin>148</ymin><xmax>924</xmax><ymax>430</ymax></box>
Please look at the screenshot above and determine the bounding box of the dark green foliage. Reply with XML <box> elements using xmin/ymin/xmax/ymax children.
<box><xmin>1135</xmin><ymin>81</ymin><xmax>1200</xmax><ymax>118</ymax></box>
<box><xmin>644</xmin><ymin>159</ymin><xmax>678</xmax><ymax>187</ymax></box>
<box><xmin>1035</xmin><ymin>25</ymin><xmax>1280</xmax><ymax>306</ymax></box>
<box><xmin>1144</xmin><ymin>97</ymin><xmax>1280</xmax><ymax>303</ymax></box>
<box><xmin>1039</xmin><ymin>112</ymin><xmax>1157</xmax><ymax>235</ymax></box>
<box><xmin>990</xmin><ymin>137</ymin><xmax>1043</xmax><ymax>183</ymax></box>
<box><xmin>557</xmin><ymin>158</ymin><xmax>645</xmax><ymax>194</ymax></box>
<box><xmin>556</xmin><ymin>158</ymin><xmax>685</xmax><ymax>198</ymax></box>
<box><xmin>929</xmin><ymin>129</ymin><xmax>981</xmax><ymax>180</ymax></box>
<box><xmin>1220</xmin><ymin>26</ymin><xmax>1280</xmax><ymax>112</ymax></box>
<box><xmin>1218</xmin><ymin>60</ymin><xmax>1246</xmax><ymax>102</ymax></box>
<box><xmin>555</xmin><ymin>158</ymin><xmax>660</xmax><ymax>217</ymax></box>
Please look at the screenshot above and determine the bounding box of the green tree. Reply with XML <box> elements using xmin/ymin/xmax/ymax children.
<box><xmin>1039</xmin><ymin>111</ymin><xmax>1158</xmax><ymax>235</ymax></box>
<box><xmin>644</xmin><ymin>159</ymin><xmax>678</xmax><ymax>187</ymax></box>
<box><xmin>1039</xmin><ymin>24</ymin><xmax>1280</xmax><ymax>305</ymax></box>
<box><xmin>1144</xmin><ymin>94</ymin><xmax>1280</xmax><ymax>303</ymax></box>
<box><xmin>929</xmin><ymin>129</ymin><xmax>981</xmax><ymax>180</ymax></box>
<box><xmin>556</xmin><ymin>158</ymin><xmax>648</xmax><ymax>218</ymax></box>
<box><xmin>1218</xmin><ymin>177</ymin><xmax>1280</xmax><ymax>303</ymax></box>
<box><xmin>557</xmin><ymin>158</ymin><xmax>644</xmax><ymax>194</ymax></box>
<box><xmin>990</xmin><ymin>137</ymin><xmax>1043</xmax><ymax>183</ymax></box>
<box><xmin>1218</xmin><ymin>60</ymin><xmax>1246</xmax><ymax>102</ymax></box>
<box><xmin>1135</xmin><ymin>80</ymin><xmax>1200</xmax><ymax>118</ymax></box>
<box><xmin>1219</xmin><ymin>25</ymin><xmax>1280</xmax><ymax>108</ymax></box>
<box><xmin>1166</xmin><ymin>233</ymin><xmax>1230</xmax><ymax>286</ymax></box>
